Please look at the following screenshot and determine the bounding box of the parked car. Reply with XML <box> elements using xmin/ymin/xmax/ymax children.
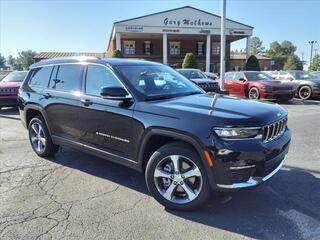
<box><xmin>19</xmin><ymin>57</ymin><xmax>291</xmax><ymax>210</ymax></box>
<box><xmin>224</xmin><ymin>71</ymin><xmax>295</xmax><ymax>101</ymax></box>
<box><xmin>311</xmin><ymin>71</ymin><xmax>320</xmax><ymax>79</ymax></box>
<box><xmin>177</xmin><ymin>68</ymin><xmax>220</xmax><ymax>93</ymax></box>
<box><xmin>204</xmin><ymin>71</ymin><xmax>219</xmax><ymax>80</ymax></box>
<box><xmin>271</xmin><ymin>70</ymin><xmax>320</xmax><ymax>100</ymax></box>
<box><xmin>0</xmin><ymin>71</ymin><xmax>28</xmax><ymax>109</ymax></box>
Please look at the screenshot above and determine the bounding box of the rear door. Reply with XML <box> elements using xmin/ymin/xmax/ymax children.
<box><xmin>45</xmin><ymin>64</ymin><xmax>84</xmax><ymax>141</ymax></box>
<box><xmin>224</xmin><ymin>73</ymin><xmax>235</xmax><ymax>93</ymax></box>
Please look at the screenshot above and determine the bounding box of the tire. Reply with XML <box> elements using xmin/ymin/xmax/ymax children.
<box><xmin>28</xmin><ymin>116</ymin><xmax>59</xmax><ymax>157</ymax></box>
<box><xmin>145</xmin><ymin>142</ymin><xmax>210</xmax><ymax>211</ymax></box>
<box><xmin>298</xmin><ymin>85</ymin><xmax>312</xmax><ymax>100</ymax></box>
<box><xmin>248</xmin><ymin>87</ymin><xmax>260</xmax><ymax>100</ymax></box>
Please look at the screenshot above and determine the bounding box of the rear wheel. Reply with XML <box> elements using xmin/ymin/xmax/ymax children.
<box><xmin>28</xmin><ymin>116</ymin><xmax>59</xmax><ymax>157</ymax></box>
<box><xmin>298</xmin><ymin>86</ymin><xmax>312</xmax><ymax>100</ymax></box>
<box><xmin>248</xmin><ymin>87</ymin><xmax>260</xmax><ymax>100</ymax></box>
<box><xmin>145</xmin><ymin>142</ymin><xmax>210</xmax><ymax>210</ymax></box>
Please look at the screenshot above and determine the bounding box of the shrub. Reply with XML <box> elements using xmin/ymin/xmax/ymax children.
<box><xmin>245</xmin><ymin>55</ymin><xmax>261</xmax><ymax>71</ymax></box>
<box><xmin>182</xmin><ymin>53</ymin><xmax>198</xmax><ymax>69</ymax></box>
<box><xmin>112</xmin><ymin>50</ymin><xmax>122</xmax><ymax>58</ymax></box>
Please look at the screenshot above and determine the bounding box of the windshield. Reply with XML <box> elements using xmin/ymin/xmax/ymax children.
<box><xmin>246</xmin><ymin>72</ymin><xmax>273</xmax><ymax>81</ymax></box>
<box><xmin>178</xmin><ymin>70</ymin><xmax>207</xmax><ymax>79</ymax></box>
<box><xmin>289</xmin><ymin>71</ymin><xmax>317</xmax><ymax>80</ymax></box>
<box><xmin>117</xmin><ymin>65</ymin><xmax>203</xmax><ymax>99</ymax></box>
<box><xmin>2</xmin><ymin>71</ymin><xmax>28</xmax><ymax>82</ymax></box>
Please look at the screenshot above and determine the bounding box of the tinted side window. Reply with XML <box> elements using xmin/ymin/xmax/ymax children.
<box><xmin>29</xmin><ymin>66</ymin><xmax>53</xmax><ymax>87</ymax></box>
<box><xmin>50</xmin><ymin>64</ymin><xmax>83</xmax><ymax>91</ymax></box>
<box><xmin>225</xmin><ymin>73</ymin><xmax>234</xmax><ymax>80</ymax></box>
<box><xmin>234</xmin><ymin>73</ymin><xmax>244</xmax><ymax>80</ymax></box>
<box><xmin>85</xmin><ymin>65</ymin><xmax>122</xmax><ymax>96</ymax></box>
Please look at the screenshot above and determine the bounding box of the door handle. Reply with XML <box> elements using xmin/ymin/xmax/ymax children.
<box><xmin>43</xmin><ymin>92</ymin><xmax>51</xmax><ymax>99</ymax></box>
<box><xmin>81</xmin><ymin>99</ymin><xmax>93</xmax><ymax>106</ymax></box>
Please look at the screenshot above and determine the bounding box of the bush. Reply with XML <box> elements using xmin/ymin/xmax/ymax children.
<box><xmin>182</xmin><ymin>53</ymin><xmax>198</xmax><ymax>69</ymax></box>
<box><xmin>245</xmin><ymin>55</ymin><xmax>261</xmax><ymax>71</ymax></box>
<box><xmin>112</xmin><ymin>50</ymin><xmax>122</xmax><ymax>58</ymax></box>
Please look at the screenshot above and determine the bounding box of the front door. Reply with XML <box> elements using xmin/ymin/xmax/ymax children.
<box><xmin>224</xmin><ymin>73</ymin><xmax>235</xmax><ymax>94</ymax></box>
<box><xmin>77</xmin><ymin>64</ymin><xmax>138</xmax><ymax>160</ymax></box>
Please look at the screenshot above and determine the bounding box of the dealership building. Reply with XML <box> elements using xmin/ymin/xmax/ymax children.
<box><xmin>106</xmin><ymin>6</ymin><xmax>254</xmax><ymax>72</ymax></box>
<box><xmin>34</xmin><ymin>6</ymin><xmax>272</xmax><ymax>71</ymax></box>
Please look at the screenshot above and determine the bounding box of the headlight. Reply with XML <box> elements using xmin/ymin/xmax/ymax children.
<box><xmin>213</xmin><ymin>127</ymin><xmax>262</xmax><ymax>140</ymax></box>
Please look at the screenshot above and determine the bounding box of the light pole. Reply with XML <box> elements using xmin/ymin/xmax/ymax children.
<box><xmin>220</xmin><ymin>0</ymin><xmax>228</xmax><ymax>94</ymax></box>
<box><xmin>309</xmin><ymin>40</ymin><xmax>317</xmax><ymax>67</ymax></box>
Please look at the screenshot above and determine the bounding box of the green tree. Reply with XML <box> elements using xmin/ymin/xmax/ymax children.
<box><xmin>281</xmin><ymin>41</ymin><xmax>296</xmax><ymax>56</ymax></box>
<box><xmin>283</xmin><ymin>54</ymin><xmax>297</xmax><ymax>70</ymax></box>
<box><xmin>309</xmin><ymin>54</ymin><xmax>320</xmax><ymax>71</ymax></box>
<box><xmin>112</xmin><ymin>49</ymin><xmax>122</xmax><ymax>58</ymax></box>
<box><xmin>0</xmin><ymin>53</ymin><xmax>6</xmax><ymax>68</ymax></box>
<box><xmin>250</xmin><ymin>37</ymin><xmax>265</xmax><ymax>55</ymax></box>
<box><xmin>14</xmin><ymin>50</ymin><xmax>37</xmax><ymax>70</ymax></box>
<box><xmin>7</xmin><ymin>55</ymin><xmax>16</xmax><ymax>68</ymax></box>
<box><xmin>245</xmin><ymin>55</ymin><xmax>261</xmax><ymax>71</ymax></box>
<box><xmin>182</xmin><ymin>53</ymin><xmax>198</xmax><ymax>69</ymax></box>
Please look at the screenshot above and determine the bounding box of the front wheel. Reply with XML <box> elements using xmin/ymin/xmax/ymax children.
<box><xmin>28</xmin><ymin>116</ymin><xmax>59</xmax><ymax>157</ymax></box>
<box><xmin>248</xmin><ymin>87</ymin><xmax>260</xmax><ymax>100</ymax></box>
<box><xmin>145</xmin><ymin>142</ymin><xmax>210</xmax><ymax>210</ymax></box>
<box><xmin>298</xmin><ymin>86</ymin><xmax>312</xmax><ymax>100</ymax></box>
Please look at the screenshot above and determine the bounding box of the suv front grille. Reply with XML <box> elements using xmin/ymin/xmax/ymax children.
<box><xmin>0</xmin><ymin>88</ymin><xmax>17</xmax><ymax>95</ymax></box>
<box><xmin>262</xmin><ymin>117</ymin><xmax>287</xmax><ymax>142</ymax></box>
<box><xmin>197</xmin><ymin>82</ymin><xmax>219</xmax><ymax>92</ymax></box>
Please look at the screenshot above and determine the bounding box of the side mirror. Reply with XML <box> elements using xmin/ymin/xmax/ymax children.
<box><xmin>239</xmin><ymin>78</ymin><xmax>246</xmax><ymax>82</ymax></box>
<box><xmin>100</xmin><ymin>87</ymin><xmax>132</xmax><ymax>101</ymax></box>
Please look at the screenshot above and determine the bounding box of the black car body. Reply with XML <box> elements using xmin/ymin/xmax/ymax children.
<box><xmin>19</xmin><ymin>57</ymin><xmax>291</xmax><ymax>210</ymax></box>
<box><xmin>268</xmin><ymin>70</ymin><xmax>320</xmax><ymax>100</ymax></box>
<box><xmin>177</xmin><ymin>68</ymin><xmax>220</xmax><ymax>93</ymax></box>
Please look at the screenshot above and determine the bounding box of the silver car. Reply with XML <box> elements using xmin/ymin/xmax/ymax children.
<box><xmin>271</xmin><ymin>70</ymin><xmax>320</xmax><ymax>100</ymax></box>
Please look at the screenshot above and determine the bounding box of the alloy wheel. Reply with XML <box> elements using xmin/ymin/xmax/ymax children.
<box><xmin>30</xmin><ymin>122</ymin><xmax>46</xmax><ymax>153</ymax></box>
<box><xmin>249</xmin><ymin>88</ymin><xmax>259</xmax><ymax>100</ymax></box>
<box><xmin>153</xmin><ymin>155</ymin><xmax>203</xmax><ymax>204</ymax></box>
<box><xmin>299</xmin><ymin>86</ymin><xmax>311</xmax><ymax>100</ymax></box>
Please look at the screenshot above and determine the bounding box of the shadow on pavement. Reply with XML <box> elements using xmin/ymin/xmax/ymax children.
<box><xmin>47</xmin><ymin>147</ymin><xmax>320</xmax><ymax>239</ymax></box>
<box><xmin>0</xmin><ymin>107</ymin><xmax>20</xmax><ymax>120</ymax></box>
<box><xmin>280</xmin><ymin>98</ymin><xmax>320</xmax><ymax>106</ymax></box>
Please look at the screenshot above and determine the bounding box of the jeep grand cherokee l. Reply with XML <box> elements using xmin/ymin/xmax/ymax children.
<box><xmin>18</xmin><ymin>57</ymin><xmax>291</xmax><ymax>210</ymax></box>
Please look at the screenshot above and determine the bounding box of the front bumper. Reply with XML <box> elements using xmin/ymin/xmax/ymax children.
<box><xmin>207</xmin><ymin>128</ymin><xmax>291</xmax><ymax>190</ymax></box>
<box><xmin>263</xmin><ymin>90</ymin><xmax>295</xmax><ymax>100</ymax></box>
<box><xmin>0</xmin><ymin>96</ymin><xmax>19</xmax><ymax>107</ymax></box>
<box><xmin>216</xmin><ymin>154</ymin><xmax>286</xmax><ymax>189</ymax></box>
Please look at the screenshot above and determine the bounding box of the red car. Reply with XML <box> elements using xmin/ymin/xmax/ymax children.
<box><xmin>0</xmin><ymin>71</ymin><xmax>28</xmax><ymax>109</ymax></box>
<box><xmin>224</xmin><ymin>71</ymin><xmax>294</xmax><ymax>101</ymax></box>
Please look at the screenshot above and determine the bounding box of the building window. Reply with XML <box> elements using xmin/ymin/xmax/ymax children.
<box><xmin>169</xmin><ymin>42</ymin><xmax>180</xmax><ymax>56</ymax></box>
<box><xmin>197</xmin><ymin>42</ymin><xmax>204</xmax><ymax>56</ymax></box>
<box><xmin>212</xmin><ymin>43</ymin><xmax>220</xmax><ymax>55</ymax></box>
<box><xmin>124</xmin><ymin>41</ymin><xmax>135</xmax><ymax>55</ymax></box>
<box><xmin>144</xmin><ymin>41</ymin><xmax>151</xmax><ymax>55</ymax></box>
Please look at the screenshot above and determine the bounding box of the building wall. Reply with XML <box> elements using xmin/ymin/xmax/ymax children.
<box><xmin>115</xmin><ymin>38</ymin><xmax>230</xmax><ymax>71</ymax></box>
<box><xmin>229</xmin><ymin>59</ymin><xmax>272</xmax><ymax>71</ymax></box>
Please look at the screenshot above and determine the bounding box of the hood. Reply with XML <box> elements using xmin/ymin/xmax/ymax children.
<box><xmin>0</xmin><ymin>81</ymin><xmax>21</xmax><ymax>88</ymax></box>
<box><xmin>136</xmin><ymin>94</ymin><xmax>287</xmax><ymax>127</ymax></box>
<box><xmin>190</xmin><ymin>78</ymin><xmax>218</xmax><ymax>84</ymax></box>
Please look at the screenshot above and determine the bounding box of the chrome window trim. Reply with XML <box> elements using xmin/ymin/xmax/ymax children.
<box><xmin>30</xmin><ymin>62</ymin><xmax>134</xmax><ymax>100</ymax></box>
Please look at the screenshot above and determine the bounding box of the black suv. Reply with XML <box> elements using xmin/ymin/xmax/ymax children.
<box><xmin>19</xmin><ymin>57</ymin><xmax>291</xmax><ymax>210</ymax></box>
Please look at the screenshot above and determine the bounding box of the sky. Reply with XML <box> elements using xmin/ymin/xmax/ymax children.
<box><xmin>0</xmin><ymin>0</ymin><xmax>319</xmax><ymax>66</ymax></box>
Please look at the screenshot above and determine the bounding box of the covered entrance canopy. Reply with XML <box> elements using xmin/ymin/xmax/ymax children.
<box><xmin>107</xmin><ymin>6</ymin><xmax>253</xmax><ymax>72</ymax></box>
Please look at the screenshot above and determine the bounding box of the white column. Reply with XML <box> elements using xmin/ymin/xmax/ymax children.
<box><xmin>116</xmin><ymin>32</ymin><xmax>121</xmax><ymax>51</ymax></box>
<box><xmin>205</xmin><ymin>34</ymin><xmax>211</xmax><ymax>72</ymax></box>
<box><xmin>163</xmin><ymin>33</ymin><xmax>168</xmax><ymax>64</ymax></box>
<box><xmin>246</xmin><ymin>36</ymin><xmax>251</xmax><ymax>61</ymax></box>
<box><xmin>220</xmin><ymin>0</ymin><xmax>226</xmax><ymax>91</ymax></box>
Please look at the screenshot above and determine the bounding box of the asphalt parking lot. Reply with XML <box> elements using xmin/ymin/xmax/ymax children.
<box><xmin>0</xmin><ymin>99</ymin><xmax>320</xmax><ymax>240</ymax></box>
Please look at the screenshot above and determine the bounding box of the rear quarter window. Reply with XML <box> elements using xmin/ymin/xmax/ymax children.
<box><xmin>29</xmin><ymin>66</ymin><xmax>53</xmax><ymax>88</ymax></box>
